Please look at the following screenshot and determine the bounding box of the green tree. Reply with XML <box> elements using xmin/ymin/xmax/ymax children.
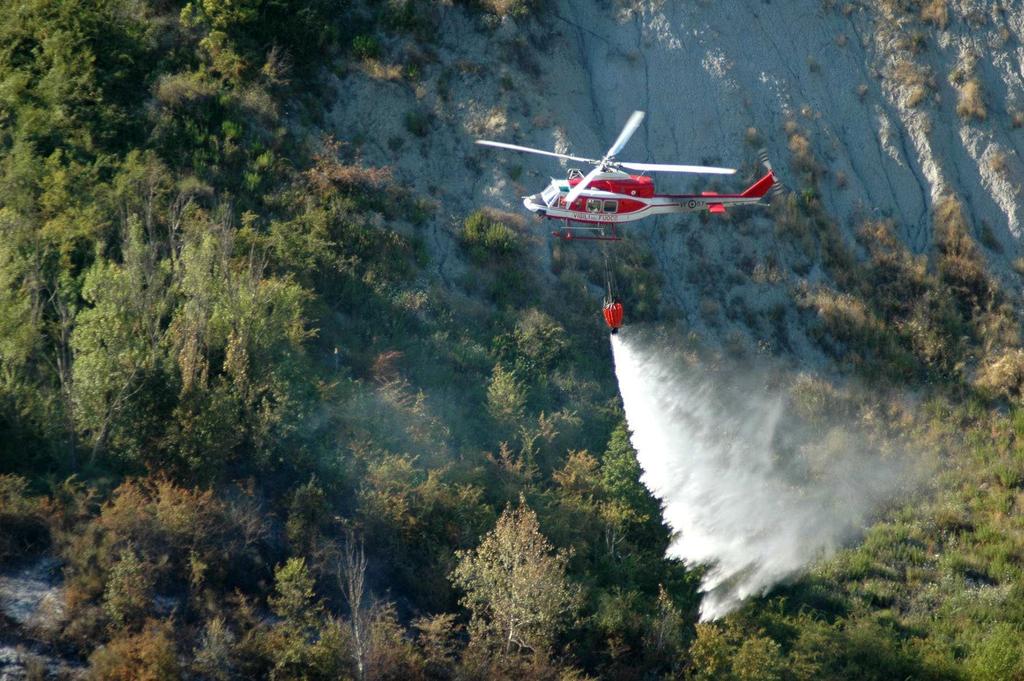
<box><xmin>688</xmin><ymin>623</ymin><xmax>733</xmax><ymax>681</ymax></box>
<box><xmin>166</xmin><ymin>224</ymin><xmax>315</xmax><ymax>478</ymax></box>
<box><xmin>451</xmin><ymin>498</ymin><xmax>580</xmax><ymax>654</ymax></box>
<box><xmin>71</xmin><ymin>219</ymin><xmax>173</xmax><ymax>461</ymax></box>
<box><xmin>270</xmin><ymin>557</ymin><xmax>322</xmax><ymax>630</ymax></box>
<box><xmin>487</xmin><ymin>364</ymin><xmax>526</xmax><ymax>428</ymax></box>
<box><xmin>268</xmin><ymin>557</ymin><xmax>323</xmax><ymax>680</ymax></box>
<box><xmin>103</xmin><ymin>547</ymin><xmax>155</xmax><ymax>631</ymax></box>
<box><xmin>732</xmin><ymin>635</ymin><xmax>784</xmax><ymax>681</ymax></box>
<box><xmin>192</xmin><ymin>617</ymin><xmax>237</xmax><ymax>681</ymax></box>
<box><xmin>600</xmin><ymin>423</ymin><xmax>667</xmax><ymax>561</ymax></box>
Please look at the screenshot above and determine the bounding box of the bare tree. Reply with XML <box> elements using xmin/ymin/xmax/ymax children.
<box><xmin>336</xmin><ymin>530</ymin><xmax>370</xmax><ymax>680</ymax></box>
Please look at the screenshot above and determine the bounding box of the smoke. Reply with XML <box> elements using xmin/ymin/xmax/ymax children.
<box><xmin>610</xmin><ymin>327</ymin><xmax>913</xmax><ymax>620</ymax></box>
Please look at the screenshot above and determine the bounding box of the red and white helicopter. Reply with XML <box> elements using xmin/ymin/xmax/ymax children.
<box><xmin>476</xmin><ymin>110</ymin><xmax>779</xmax><ymax>242</ymax></box>
<box><xmin>476</xmin><ymin>110</ymin><xmax>780</xmax><ymax>334</ymax></box>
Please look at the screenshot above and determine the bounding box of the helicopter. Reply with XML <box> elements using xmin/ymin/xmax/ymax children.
<box><xmin>476</xmin><ymin>111</ymin><xmax>779</xmax><ymax>242</ymax></box>
<box><xmin>475</xmin><ymin>111</ymin><xmax>781</xmax><ymax>334</ymax></box>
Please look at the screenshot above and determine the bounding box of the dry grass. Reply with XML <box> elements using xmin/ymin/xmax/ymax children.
<box><xmin>154</xmin><ymin>72</ymin><xmax>217</xmax><ymax>107</ymax></box>
<box><xmin>700</xmin><ymin>297</ymin><xmax>721</xmax><ymax>320</ymax></box>
<box><xmin>891</xmin><ymin>61</ymin><xmax>933</xmax><ymax>108</ymax></box>
<box><xmin>787</xmin><ymin>131</ymin><xmax>819</xmax><ymax>177</ymax></box>
<box><xmin>306</xmin><ymin>138</ymin><xmax>394</xmax><ymax>196</ymax></box>
<box><xmin>364</xmin><ymin>59</ymin><xmax>405</xmax><ymax>81</ymax></box>
<box><xmin>481</xmin><ymin>0</ymin><xmax>533</xmax><ymax>17</ymax></box>
<box><xmin>921</xmin><ymin>0</ymin><xmax>948</xmax><ymax>29</ymax></box>
<box><xmin>803</xmin><ymin>288</ymin><xmax>887</xmax><ymax>345</ymax></box>
<box><xmin>464</xmin><ymin>105</ymin><xmax>508</xmax><ymax>137</ymax></box>
<box><xmin>987</xmin><ymin>149</ymin><xmax>1009</xmax><ymax>178</ymax></box>
<box><xmin>956</xmin><ymin>79</ymin><xmax>986</xmax><ymax>121</ymax></box>
<box><xmin>975</xmin><ymin>349</ymin><xmax>1024</xmax><ymax>399</ymax></box>
<box><xmin>933</xmin><ymin>195</ymin><xmax>991</xmax><ymax>313</ymax></box>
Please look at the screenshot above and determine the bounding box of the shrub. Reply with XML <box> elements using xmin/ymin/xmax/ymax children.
<box><xmin>987</xmin><ymin>149</ymin><xmax>1009</xmax><ymax>178</ymax></box>
<box><xmin>487</xmin><ymin>365</ymin><xmax>526</xmax><ymax>426</ymax></box>
<box><xmin>351</xmin><ymin>35</ymin><xmax>380</xmax><ymax>60</ymax></box>
<box><xmin>933</xmin><ymin>195</ymin><xmax>991</xmax><ymax>313</ymax></box>
<box><xmin>732</xmin><ymin>635</ymin><xmax>785</xmax><ymax>681</ymax></box>
<box><xmin>103</xmin><ymin>548</ymin><xmax>155</xmax><ymax>631</ymax></box>
<box><xmin>788</xmin><ymin>131</ymin><xmax>818</xmax><ymax>177</ymax></box>
<box><xmin>957</xmin><ymin>79</ymin><xmax>986</xmax><ymax>121</ymax></box>
<box><xmin>0</xmin><ymin>475</ymin><xmax>50</xmax><ymax>563</ymax></box>
<box><xmin>61</xmin><ymin>478</ymin><xmax>274</xmax><ymax>612</ymax></box>
<box><xmin>974</xmin><ymin>349</ymin><xmax>1024</xmax><ymax>400</ymax></box>
<box><xmin>890</xmin><ymin>61</ymin><xmax>933</xmax><ymax>108</ymax></box>
<box><xmin>689</xmin><ymin>623</ymin><xmax>734</xmax><ymax>680</ymax></box>
<box><xmin>192</xmin><ymin>617</ymin><xmax>240</xmax><ymax>681</ymax></box>
<box><xmin>481</xmin><ymin>0</ymin><xmax>535</xmax><ymax>18</ymax></box>
<box><xmin>460</xmin><ymin>210</ymin><xmax>521</xmax><ymax>263</ymax></box>
<box><xmin>404</xmin><ymin>109</ymin><xmax>432</xmax><ymax>137</ymax></box>
<box><xmin>965</xmin><ymin>623</ymin><xmax>1024</xmax><ymax>681</ymax></box>
<box><xmin>87</xmin><ymin>621</ymin><xmax>182</xmax><ymax>681</ymax></box>
<box><xmin>921</xmin><ymin>0</ymin><xmax>949</xmax><ymax>29</ymax></box>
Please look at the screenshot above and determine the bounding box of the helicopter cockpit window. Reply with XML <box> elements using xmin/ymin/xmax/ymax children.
<box><xmin>542</xmin><ymin>185</ymin><xmax>559</xmax><ymax>206</ymax></box>
<box><xmin>603</xmin><ymin>200</ymin><xmax>618</xmax><ymax>213</ymax></box>
<box><xmin>586</xmin><ymin>199</ymin><xmax>601</xmax><ymax>213</ymax></box>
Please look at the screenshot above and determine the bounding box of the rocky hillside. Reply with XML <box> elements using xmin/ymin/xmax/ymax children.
<box><xmin>332</xmin><ymin>0</ymin><xmax>1024</xmax><ymax>361</ymax></box>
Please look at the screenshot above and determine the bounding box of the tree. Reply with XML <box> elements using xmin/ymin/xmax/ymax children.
<box><xmin>71</xmin><ymin>218</ymin><xmax>173</xmax><ymax>461</ymax></box>
<box><xmin>688</xmin><ymin>623</ymin><xmax>733</xmax><ymax>681</ymax></box>
<box><xmin>192</xmin><ymin>617</ymin><xmax>237</xmax><ymax>681</ymax></box>
<box><xmin>732</xmin><ymin>635</ymin><xmax>784</xmax><ymax>681</ymax></box>
<box><xmin>166</xmin><ymin>223</ymin><xmax>315</xmax><ymax>478</ymax></box>
<box><xmin>270</xmin><ymin>557</ymin><xmax>321</xmax><ymax>631</ymax></box>
<box><xmin>268</xmin><ymin>557</ymin><xmax>323</xmax><ymax>681</ymax></box>
<box><xmin>103</xmin><ymin>547</ymin><xmax>155</xmax><ymax>631</ymax></box>
<box><xmin>337</xmin><ymin>532</ymin><xmax>370</xmax><ymax>680</ymax></box>
<box><xmin>450</xmin><ymin>498</ymin><xmax>580</xmax><ymax>655</ymax></box>
<box><xmin>601</xmin><ymin>423</ymin><xmax>666</xmax><ymax>556</ymax></box>
<box><xmin>487</xmin><ymin>364</ymin><xmax>526</xmax><ymax>428</ymax></box>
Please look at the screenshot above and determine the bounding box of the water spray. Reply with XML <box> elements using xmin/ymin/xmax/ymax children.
<box><xmin>610</xmin><ymin>327</ymin><xmax>909</xmax><ymax>619</ymax></box>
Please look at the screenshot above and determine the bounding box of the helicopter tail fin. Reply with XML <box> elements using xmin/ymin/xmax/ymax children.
<box><xmin>740</xmin><ymin>171</ymin><xmax>776</xmax><ymax>198</ymax></box>
<box><xmin>741</xmin><ymin>149</ymin><xmax>785</xmax><ymax>200</ymax></box>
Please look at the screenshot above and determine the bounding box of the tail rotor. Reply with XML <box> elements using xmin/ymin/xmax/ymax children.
<box><xmin>758</xmin><ymin>148</ymin><xmax>787</xmax><ymax>201</ymax></box>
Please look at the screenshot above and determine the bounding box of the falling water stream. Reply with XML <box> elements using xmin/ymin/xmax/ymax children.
<box><xmin>610</xmin><ymin>327</ymin><xmax>910</xmax><ymax>619</ymax></box>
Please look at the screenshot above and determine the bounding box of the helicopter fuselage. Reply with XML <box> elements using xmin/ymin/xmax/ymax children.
<box><xmin>523</xmin><ymin>169</ymin><xmax>775</xmax><ymax>227</ymax></box>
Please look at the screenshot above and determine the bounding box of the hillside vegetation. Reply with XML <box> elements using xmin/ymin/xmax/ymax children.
<box><xmin>2</xmin><ymin>1</ymin><xmax>1024</xmax><ymax>680</ymax></box>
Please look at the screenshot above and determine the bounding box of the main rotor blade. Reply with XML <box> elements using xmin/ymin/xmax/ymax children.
<box><xmin>475</xmin><ymin>140</ymin><xmax>597</xmax><ymax>165</ymax></box>
<box><xmin>617</xmin><ymin>161</ymin><xmax>736</xmax><ymax>175</ymax></box>
<box><xmin>563</xmin><ymin>165</ymin><xmax>604</xmax><ymax>207</ymax></box>
<box><xmin>605</xmin><ymin>110</ymin><xmax>645</xmax><ymax>160</ymax></box>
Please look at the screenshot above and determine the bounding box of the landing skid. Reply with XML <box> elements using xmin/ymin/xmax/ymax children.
<box><xmin>551</xmin><ymin>221</ymin><xmax>622</xmax><ymax>242</ymax></box>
